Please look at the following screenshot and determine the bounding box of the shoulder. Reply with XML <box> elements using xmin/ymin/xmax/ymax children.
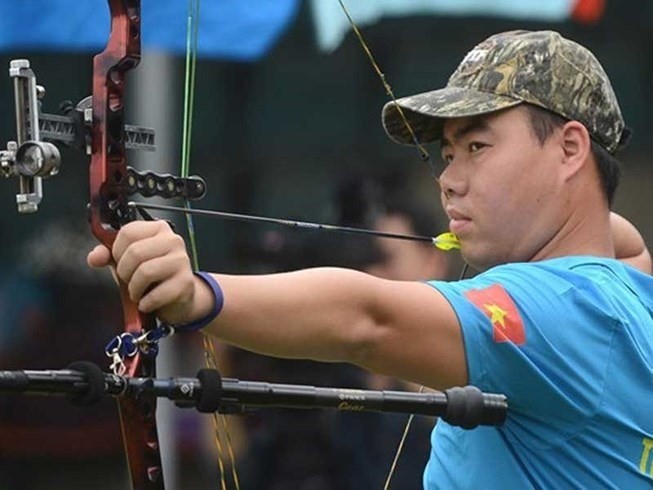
<box><xmin>430</xmin><ymin>257</ymin><xmax>610</xmax><ymax>305</ymax></box>
<box><xmin>425</xmin><ymin>259</ymin><xmax>627</xmax><ymax>421</ymax></box>
<box><xmin>427</xmin><ymin>256</ymin><xmax>653</xmax><ymax>331</ymax></box>
<box><xmin>468</xmin><ymin>256</ymin><xmax>646</xmax><ymax>300</ymax></box>
<box><xmin>435</xmin><ymin>257</ymin><xmax>650</xmax><ymax>323</ymax></box>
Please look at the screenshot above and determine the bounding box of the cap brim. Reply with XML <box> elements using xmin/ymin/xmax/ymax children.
<box><xmin>382</xmin><ymin>87</ymin><xmax>522</xmax><ymax>145</ymax></box>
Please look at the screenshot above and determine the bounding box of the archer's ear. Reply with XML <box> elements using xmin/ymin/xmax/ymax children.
<box><xmin>560</xmin><ymin>120</ymin><xmax>592</xmax><ymax>180</ymax></box>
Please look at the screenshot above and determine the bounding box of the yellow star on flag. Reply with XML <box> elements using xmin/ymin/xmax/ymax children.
<box><xmin>483</xmin><ymin>303</ymin><xmax>508</xmax><ymax>329</ymax></box>
<box><xmin>465</xmin><ymin>284</ymin><xmax>526</xmax><ymax>345</ymax></box>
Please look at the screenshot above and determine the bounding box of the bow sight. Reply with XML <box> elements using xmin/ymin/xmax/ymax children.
<box><xmin>0</xmin><ymin>59</ymin><xmax>205</xmax><ymax>214</ymax></box>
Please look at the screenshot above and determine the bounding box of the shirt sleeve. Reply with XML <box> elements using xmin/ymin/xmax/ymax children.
<box><xmin>428</xmin><ymin>263</ymin><xmax>619</xmax><ymax>447</ymax></box>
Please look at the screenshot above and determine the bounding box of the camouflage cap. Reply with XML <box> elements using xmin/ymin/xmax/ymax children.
<box><xmin>382</xmin><ymin>30</ymin><xmax>626</xmax><ymax>154</ymax></box>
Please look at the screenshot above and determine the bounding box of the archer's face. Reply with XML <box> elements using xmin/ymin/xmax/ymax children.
<box><xmin>439</xmin><ymin>106</ymin><xmax>566</xmax><ymax>270</ymax></box>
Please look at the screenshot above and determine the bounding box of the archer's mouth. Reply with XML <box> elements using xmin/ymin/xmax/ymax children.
<box><xmin>449</xmin><ymin>218</ymin><xmax>471</xmax><ymax>235</ymax></box>
<box><xmin>445</xmin><ymin>207</ymin><xmax>471</xmax><ymax>235</ymax></box>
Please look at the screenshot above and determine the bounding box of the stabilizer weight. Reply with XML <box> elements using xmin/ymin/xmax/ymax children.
<box><xmin>195</xmin><ymin>368</ymin><xmax>222</xmax><ymax>413</ymax></box>
<box><xmin>66</xmin><ymin>361</ymin><xmax>105</xmax><ymax>406</ymax></box>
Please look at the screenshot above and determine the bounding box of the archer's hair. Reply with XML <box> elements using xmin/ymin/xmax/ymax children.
<box><xmin>524</xmin><ymin>104</ymin><xmax>622</xmax><ymax>207</ymax></box>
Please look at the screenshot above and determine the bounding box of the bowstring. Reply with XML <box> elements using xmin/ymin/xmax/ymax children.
<box><xmin>335</xmin><ymin>0</ymin><xmax>441</xmax><ymax>185</ymax></box>
<box><xmin>182</xmin><ymin>1</ymin><xmax>240</xmax><ymax>488</ymax></box>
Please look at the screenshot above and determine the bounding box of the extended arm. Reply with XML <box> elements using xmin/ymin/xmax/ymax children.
<box><xmin>88</xmin><ymin>221</ymin><xmax>467</xmax><ymax>390</ymax></box>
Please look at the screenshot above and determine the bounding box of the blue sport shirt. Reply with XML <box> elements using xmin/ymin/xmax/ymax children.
<box><xmin>424</xmin><ymin>257</ymin><xmax>653</xmax><ymax>489</ymax></box>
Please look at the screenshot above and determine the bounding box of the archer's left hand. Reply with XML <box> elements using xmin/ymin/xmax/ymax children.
<box><xmin>87</xmin><ymin>221</ymin><xmax>214</xmax><ymax>324</ymax></box>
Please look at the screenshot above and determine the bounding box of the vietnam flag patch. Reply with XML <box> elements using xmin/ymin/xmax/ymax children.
<box><xmin>464</xmin><ymin>284</ymin><xmax>526</xmax><ymax>345</ymax></box>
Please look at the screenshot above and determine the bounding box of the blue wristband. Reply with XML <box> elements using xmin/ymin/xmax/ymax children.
<box><xmin>174</xmin><ymin>272</ymin><xmax>224</xmax><ymax>332</ymax></box>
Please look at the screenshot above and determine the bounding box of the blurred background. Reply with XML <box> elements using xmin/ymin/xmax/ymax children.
<box><xmin>0</xmin><ymin>0</ymin><xmax>650</xmax><ymax>489</ymax></box>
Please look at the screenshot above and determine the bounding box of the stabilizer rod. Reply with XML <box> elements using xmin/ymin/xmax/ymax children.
<box><xmin>0</xmin><ymin>363</ymin><xmax>507</xmax><ymax>429</ymax></box>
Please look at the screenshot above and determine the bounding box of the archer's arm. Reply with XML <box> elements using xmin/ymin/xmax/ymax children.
<box><xmin>610</xmin><ymin>212</ymin><xmax>652</xmax><ymax>273</ymax></box>
<box><xmin>87</xmin><ymin>221</ymin><xmax>467</xmax><ymax>390</ymax></box>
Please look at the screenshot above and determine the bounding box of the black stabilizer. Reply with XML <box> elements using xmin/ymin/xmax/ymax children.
<box><xmin>195</xmin><ymin>368</ymin><xmax>222</xmax><ymax>413</ymax></box>
<box><xmin>443</xmin><ymin>386</ymin><xmax>484</xmax><ymax>429</ymax></box>
<box><xmin>0</xmin><ymin>370</ymin><xmax>29</xmax><ymax>390</ymax></box>
<box><xmin>66</xmin><ymin>361</ymin><xmax>106</xmax><ymax>406</ymax></box>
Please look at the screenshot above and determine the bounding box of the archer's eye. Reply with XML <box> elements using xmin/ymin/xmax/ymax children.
<box><xmin>469</xmin><ymin>142</ymin><xmax>487</xmax><ymax>153</ymax></box>
<box><xmin>440</xmin><ymin>147</ymin><xmax>455</xmax><ymax>164</ymax></box>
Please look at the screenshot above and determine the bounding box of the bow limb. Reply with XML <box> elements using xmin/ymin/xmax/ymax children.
<box><xmin>90</xmin><ymin>1</ymin><xmax>164</xmax><ymax>487</ymax></box>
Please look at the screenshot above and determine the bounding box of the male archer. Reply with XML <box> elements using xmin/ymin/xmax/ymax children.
<box><xmin>88</xmin><ymin>30</ymin><xmax>653</xmax><ymax>488</ymax></box>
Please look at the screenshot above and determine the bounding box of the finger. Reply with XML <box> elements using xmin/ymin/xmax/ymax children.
<box><xmin>87</xmin><ymin>244</ymin><xmax>113</xmax><ymax>268</ymax></box>
<box><xmin>112</xmin><ymin>220</ymin><xmax>171</xmax><ymax>263</ymax></box>
<box><xmin>115</xmin><ymin>230</ymin><xmax>186</xmax><ymax>285</ymax></box>
<box><xmin>127</xmin><ymin>250</ymin><xmax>192</xmax><ymax>304</ymax></box>
<box><xmin>137</xmin><ymin>270</ymin><xmax>195</xmax><ymax>320</ymax></box>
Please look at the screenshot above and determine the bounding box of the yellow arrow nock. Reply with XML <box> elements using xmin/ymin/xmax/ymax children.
<box><xmin>432</xmin><ymin>232</ymin><xmax>461</xmax><ymax>251</ymax></box>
